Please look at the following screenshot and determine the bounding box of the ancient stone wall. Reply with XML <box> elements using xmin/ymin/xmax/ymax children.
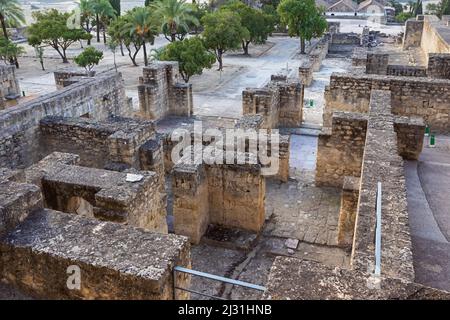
<box><xmin>337</xmin><ymin>176</ymin><xmax>360</xmax><ymax>247</ymax></box>
<box><xmin>427</xmin><ymin>53</ymin><xmax>450</xmax><ymax>79</ymax></box>
<box><xmin>54</xmin><ymin>69</ymin><xmax>93</xmax><ymax>88</ymax></box>
<box><xmin>242</xmin><ymin>76</ymin><xmax>304</xmax><ymax>128</ymax></box>
<box><xmin>402</xmin><ymin>19</ymin><xmax>424</xmax><ymax>50</ymax></box>
<box><xmin>298</xmin><ymin>37</ymin><xmax>329</xmax><ymax>86</ymax></box>
<box><xmin>420</xmin><ymin>16</ymin><xmax>450</xmax><ymax>60</ymax></box>
<box><xmin>0</xmin><ymin>71</ymin><xmax>131</xmax><ymax>169</ymax></box>
<box><xmin>366</xmin><ymin>53</ymin><xmax>389</xmax><ymax>75</ymax></box>
<box><xmin>386</xmin><ymin>65</ymin><xmax>427</xmax><ymax>77</ymax></box>
<box><xmin>315</xmin><ymin>112</ymin><xmax>367</xmax><ymax>188</ymax></box>
<box><xmin>329</xmin><ymin>33</ymin><xmax>361</xmax><ymax>54</ymax></box>
<box><xmin>0</xmin><ymin>209</ymin><xmax>191</xmax><ymax>299</ymax></box>
<box><xmin>0</xmin><ymin>65</ymin><xmax>20</xmax><ymax>109</ymax></box>
<box><xmin>172</xmin><ymin>154</ymin><xmax>265</xmax><ymax>244</ymax></box>
<box><xmin>138</xmin><ymin>62</ymin><xmax>193</xmax><ymax>120</ymax></box>
<box><xmin>324</xmin><ymin>72</ymin><xmax>450</xmax><ymax>133</ymax></box>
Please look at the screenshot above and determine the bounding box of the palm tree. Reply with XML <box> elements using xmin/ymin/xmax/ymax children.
<box><xmin>150</xmin><ymin>0</ymin><xmax>198</xmax><ymax>42</ymax></box>
<box><xmin>92</xmin><ymin>0</ymin><xmax>116</xmax><ymax>43</ymax></box>
<box><xmin>80</xmin><ymin>0</ymin><xmax>95</xmax><ymax>45</ymax></box>
<box><xmin>126</xmin><ymin>7</ymin><xmax>159</xmax><ymax>66</ymax></box>
<box><xmin>0</xmin><ymin>0</ymin><xmax>25</xmax><ymax>40</ymax></box>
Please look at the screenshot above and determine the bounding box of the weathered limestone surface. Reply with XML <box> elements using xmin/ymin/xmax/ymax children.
<box><xmin>366</xmin><ymin>53</ymin><xmax>389</xmax><ymax>75</ymax></box>
<box><xmin>269</xmin><ymin>90</ymin><xmax>426</xmax><ymax>299</ymax></box>
<box><xmin>324</xmin><ymin>72</ymin><xmax>450</xmax><ymax>133</ymax></box>
<box><xmin>0</xmin><ymin>169</ymin><xmax>42</xmax><ymax>238</ymax></box>
<box><xmin>427</xmin><ymin>53</ymin><xmax>450</xmax><ymax>79</ymax></box>
<box><xmin>138</xmin><ymin>62</ymin><xmax>193</xmax><ymax>120</ymax></box>
<box><xmin>0</xmin><ymin>65</ymin><xmax>20</xmax><ymax>109</ymax></box>
<box><xmin>172</xmin><ymin>153</ymin><xmax>265</xmax><ymax>244</ymax></box>
<box><xmin>316</xmin><ymin>112</ymin><xmax>367</xmax><ymax>188</ymax></box>
<box><xmin>0</xmin><ymin>71</ymin><xmax>131</xmax><ymax>169</ymax></box>
<box><xmin>394</xmin><ymin>115</ymin><xmax>425</xmax><ymax>160</ymax></box>
<box><xmin>337</xmin><ymin>176</ymin><xmax>360</xmax><ymax>247</ymax></box>
<box><xmin>0</xmin><ymin>209</ymin><xmax>190</xmax><ymax>299</ymax></box>
<box><xmin>242</xmin><ymin>75</ymin><xmax>304</xmax><ymax>128</ymax></box>
<box><xmin>403</xmin><ymin>19</ymin><xmax>424</xmax><ymax>50</ymax></box>
<box><xmin>54</xmin><ymin>69</ymin><xmax>94</xmax><ymax>88</ymax></box>
<box><xmin>40</xmin><ymin>116</ymin><xmax>162</xmax><ymax>173</ymax></box>
<box><xmin>329</xmin><ymin>33</ymin><xmax>361</xmax><ymax>54</ymax></box>
<box><xmin>263</xmin><ymin>257</ymin><xmax>450</xmax><ymax>300</ymax></box>
<box><xmin>298</xmin><ymin>37</ymin><xmax>329</xmax><ymax>86</ymax></box>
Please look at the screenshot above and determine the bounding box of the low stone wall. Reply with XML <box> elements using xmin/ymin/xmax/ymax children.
<box><xmin>39</xmin><ymin>116</ymin><xmax>163</xmax><ymax>175</ymax></box>
<box><xmin>316</xmin><ymin>112</ymin><xmax>367</xmax><ymax>188</ymax></box>
<box><xmin>172</xmin><ymin>154</ymin><xmax>265</xmax><ymax>244</ymax></box>
<box><xmin>138</xmin><ymin>62</ymin><xmax>193</xmax><ymax>120</ymax></box>
<box><xmin>0</xmin><ymin>71</ymin><xmax>131</xmax><ymax>169</ymax></box>
<box><xmin>387</xmin><ymin>65</ymin><xmax>427</xmax><ymax>77</ymax></box>
<box><xmin>242</xmin><ymin>75</ymin><xmax>304</xmax><ymax>128</ymax></box>
<box><xmin>337</xmin><ymin>176</ymin><xmax>360</xmax><ymax>247</ymax></box>
<box><xmin>0</xmin><ymin>65</ymin><xmax>21</xmax><ymax>109</ymax></box>
<box><xmin>54</xmin><ymin>69</ymin><xmax>93</xmax><ymax>88</ymax></box>
<box><xmin>264</xmin><ymin>90</ymin><xmax>431</xmax><ymax>299</ymax></box>
<box><xmin>324</xmin><ymin>72</ymin><xmax>450</xmax><ymax>133</ymax></box>
<box><xmin>427</xmin><ymin>53</ymin><xmax>450</xmax><ymax>79</ymax></box>
<box><xmin>329</xmin><ymin>33</ymin><xmax>361</xmax><ymax>54</ymax></box>
<box><xmin>24</xmin><ymin>152</ymin><xmax>167</xmax><ymax>233</ymax></box>
<box><xmin>298</xmin><ymin>37</ymin><xmax>329</xmax><ymax>86</ymax></box>
<box><xmin>366</xmin><ymin>53</ymin><xmax>389</xmax><ymax>75</ymax></box>
<box><xmin>352</xmin><ymin>47</ymin><xmax>368</xmax><ymax>66</ymax></box>
<box><xmin>0</xmin><ymin>209</ymin><xmax>190</xmax><ymax>299</ymax></box>
<box><xmin>402</xmin><ymin>19</ymin><xmax>424</xmax><ymax>50</ymax></box>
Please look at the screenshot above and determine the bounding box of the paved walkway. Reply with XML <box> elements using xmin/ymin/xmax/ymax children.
<box><xmin>406</xmin><ymin>135</ymin><xmax>450</xmax><ymax>291</ymax></box>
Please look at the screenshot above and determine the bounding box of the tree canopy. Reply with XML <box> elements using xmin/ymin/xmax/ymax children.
<box><xmin>221</xmin><ymin>1</ymin><xmax>274</xmax><ymax>55</ymax></box>
<box><xmin>0</xmin><ymin>0</ymin><xmax>25</xmax><ymax>39</ymax></box>
<box><xmin>201</xmin><ymin>9</ymin><xmax>249</xmax><ymax>70</ymax></box>
<box><xmin>74</xmin><ymin>46</ymin><xmax>104</xmax><ymax>72</ymax></box>
<box><xmin>27</xmin><ymin>9</ymin><xmax>91</xmax><ymax>63</ymax></box>
<box><xmin>277</xmin><ymin>0</ymin><xmax>327</xmax><ymax>53</ymax></box>
<box><xmin>158</xmin><ymin>36</ymin><xmax>215</xmax><ymax>82</ymax></box>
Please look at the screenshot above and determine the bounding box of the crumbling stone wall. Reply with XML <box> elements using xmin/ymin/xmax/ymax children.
<box><xmin>337</xmin><ymin>176</ymin><xmax>360</xmax><ymax>247</ymax></box>
<box><xmin>24</xmin><ymin>152</ymin><xmax>167</xmax><ymax>233</ymax></box>
<box><xmin>264</xmin><ymin>90</ymin><xmax>428</xmax><ymax>299</ymax></box>
<box><xmin>329</xmin><ymin>33</ymin><xmax>361</xmax><ymax>54</ymax></box>
<box><xmin>0</xmin><ymin>71</ymin><xmax>131</xmax><ymax>169</ymax></box>
<box><xmin>386</xmin><ymin>65</ymin><xmax>427</xmax><ymax>77</ymax></box>
<box><xmin>138</xmin><ymin>62</ymin><xmax>193</xmax><ymax>120</ymax></box>
<box><xmin>366</xmin><ymin>53</ymin><xmax>389</xmax><ymax>75</ymax></box>
<box><xmin>0</xmin><ymin>209</ymin><xmax>191</xmax><ymax>299</ymax></box>
<box><xmin>316</xmin><ymin>112</ymin><xmax>367</xmax><ymax>188</ymax></box>
<box><xmin>402</xmin><ymin>19</ymin><xmax>424</xmax><ymax>50</ymax></box>
<box><xmin>54</xmin><ymin>69</ymin><xmax>93</xmax><ymax>88</ymax></box>
<box><xmin>298</xmin><ymin>37</ymin><xmax>329</xmax><ymax>86</ymax></box>
<box><xmin>0</xmin><ymin>65</ymin><xmax>20</xmax><ymax>109</ymax></box>
<box><xmin>420</xmin><ymin>16</ymin><xmax>450</xmax><ymax>60</ymax></box>
<box><xmin>172</xmin><ymin>154</ymin><xmax>265</xmax><ymax>244</ymax></box>
<box><xmin>324</xmin><ymin>72</ymin><xmax>450</xmax><ymax>133</ymax></box>
<box><xmin>427</xmin><ymin>53</ymin><xmax>450</xmax><ymax>79</ymax></box>
<box><xmin>242</xmin><ymin>75</ymin><xmax>304</xmax><ymax>128</ymax></box>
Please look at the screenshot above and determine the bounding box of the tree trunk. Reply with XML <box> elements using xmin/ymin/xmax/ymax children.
<box><xmin>217</xmin><ymin>49</ymin><xmax>223</xmax><ymax>71</ymax></box>
<box><xmin>14</xmin><ymin>57</ymin><xmax>19</xmax><ymax>68</ymax></box>
<box><xmin>86</xmin><ymin>21</ymin><xmax>91</xmax><ymax>45</ymax></box>
<box><xmin>0</xmin><ymin>15</ymin><xmax>8</xmax><ymax>40</ymax></box>
<box><xmin>142</xmin><ymin>40</ymin><xmax>148</xmax><ymax>66</ymax></box>
<box><xmin>300</xmin><ymin>38</ymin><xmax>306</xmax><ymax>54</ymax></box>
<box><xmin>96</xmin><ymin>14</ymin><xmax>100</xmax><ymax>42</ymax></box>
<box><xmin>103</xmin><ymin>27</ymin><xmax>107</xmax><ymax>44</ymax></box>
<box><xmin>62</xmin><ymin>48</ymin><xmax>68</xmax><ymax>63</ymax></box>
<box><xmin>242</xmin><ymin>41</ymin><xmax>250</xmax><ymax>55</ymax></box>
<box><xmin>171</xmin><ymin>33</ymin><xmax>176</xmax><ymax>42</ymax></box>
<box><xmin>40</xmin><ymin>59</ymin><xmax>45</xmax><ymax>71</ymax></box>
<box><xmin>120</xmin><ymin>42</ymin><xmax>124</xmax><ymax>56</ymax></box>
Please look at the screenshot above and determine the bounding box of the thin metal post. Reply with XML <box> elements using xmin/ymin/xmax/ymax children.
<box><xmin>374</xmin><ymin>181</ymin><xmax>382</xmax><ymax>276</ymax></box>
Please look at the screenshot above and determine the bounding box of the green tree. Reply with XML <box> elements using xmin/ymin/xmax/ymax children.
<box><xmin>92</xmin><ymin>0</ymin><xmax>116</xmax><ymax>43</ymax></box>
<box><xmin>426</xmin><ymin>0</ymin><xmax>450</xmax><ymax>17</ymax></box>
<box><xmin>109</xmin><ymin>0</ymin><xmax>120</xmax><ymax>16</ymax></box>
<box><xmin>0</xmin><ymin>36</ymin><xmax>24</xmax><ymax>67</ymax></box>
<box><xmin>221</xmin><ymin>1</ymin><xmax>274</xmax><ymax>55</ymax></box>
<box><xmin>201</xmin><ymin>10</ymin><xmax>249</xmax><ymax>70</ymax></box>
<box><xmin>109</xmin><ymin>14</ymin><xmax>142</xmax><ymax>65</ymax></box>
<box><xmin>150</xmin><ymin>0</ymin><xmax>199</xmax><ymax>42</ymax></box>
<box><xmin>389</xmin><ymin>0</ymin><xmax>404</xmax><ymax>16</ymax></box>
<box><xmin>395</xmin><ymin>11</ymin><xmax>413</xmax><ymax>22</ymax></box>
<box><xmin>27</xmin><ymin>9</ymin><xmax>91</xmax><ymax>63</ymax></box>
<box><xmin>125</xmin><ymin>6</ymin><xmax>159</xmax><ymax>66</ymax></box>
<box><xmin>74</xmin><ymin>46</ymin><xmax>104</xmax><ymax>73</ymax></box>
<box><xmin>158</xmin><ymin>36</ymin><xmax>215</xmax><ymax>82</ymax></box>
<box><xmin>0</xmin><ymin>0</ymin><xmax>25</xmax><ymax>40</ymax></box>
<box><xmin>80</xmin><ymin>0</ymin><xmax>95</xmax><ymax>45</ymax></box>
<box><xmin>277</xmin><ymin>0</ymin><xmax>327</xmax><ymax>54</ymax></box>
<box><xmin>34</xmin><ymin>45</ymin><xmax>45</xmax><ymax>70</ymax></box>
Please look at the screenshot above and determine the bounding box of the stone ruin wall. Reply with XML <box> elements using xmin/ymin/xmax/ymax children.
<box><xmin>402</xmin><ymin>19</ymin><xmax>424</xmax><ymax>50</ymax></box>
<box><xmin>0</xmin><ymin>71</ymin><xmax>131</xmax><ymax>169</ymax></box>
<box><xmin>324</xmin><ymin>72</ymin><xmax>450</xmax><ymax>133</ymax></box>
<box><xmin>0</xmin><ymin>65</ymin><xmax>20</xmax><ymax>110</ymax></box>
<box><xmin>54</xmin><ymin>69</ymin><xmax>93</xmax><ymax>88</ymax></box>
<box><xmin>242</xmin><ymin>75</ymin><xmax>304</xmax><ymax>128</ymax></box>
<box><xmin>0</xmin><ymin>160</ymin><xmax>190</xmax><ymax>299</ymax></box>
<box><xmin>172</xmin><ymin>160</ymin><xmax>265</xmax><ymax>244</ymax></box>
<box><xmin>263</xmin><ymin>90</ymin><xmax>437</xmax><ymax>299</ymax></box>
<box><xmin>298</xmin><ymin>36</ymin><xmax>329</xmax><ymax>86</ymax></box>
<box><xmin>138</xmin><ymin>61</ymin><xmax>193</xmax><ymax>120</ymax></box>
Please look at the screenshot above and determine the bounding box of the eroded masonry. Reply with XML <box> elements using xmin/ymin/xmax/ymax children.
<box><xmin>1</xmin><ymin>15</ymin><xmax>450</xmax><ymax>300</ymax></box>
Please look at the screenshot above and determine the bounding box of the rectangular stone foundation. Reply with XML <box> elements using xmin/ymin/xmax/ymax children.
<box><xmin>0</xmin><ymin>209</ymin><xmax>190</xmax><ymax>300</ymax></box>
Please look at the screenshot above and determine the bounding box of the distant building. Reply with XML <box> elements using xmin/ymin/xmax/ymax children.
<box><xmin>326</xmin><ymin>0</ymin><xmax>358</xmax><ymax>16</ymax></box>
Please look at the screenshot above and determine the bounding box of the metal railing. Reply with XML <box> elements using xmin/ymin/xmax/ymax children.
<box><xmin>173</xmin><ymin>266</ymin><xmax>266</xmax><ymax>300</ymax></box>
<box><xmin>374</xmin><ymin>181</ymin><xmax>382</xmax><ymax>277</ymax></box>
